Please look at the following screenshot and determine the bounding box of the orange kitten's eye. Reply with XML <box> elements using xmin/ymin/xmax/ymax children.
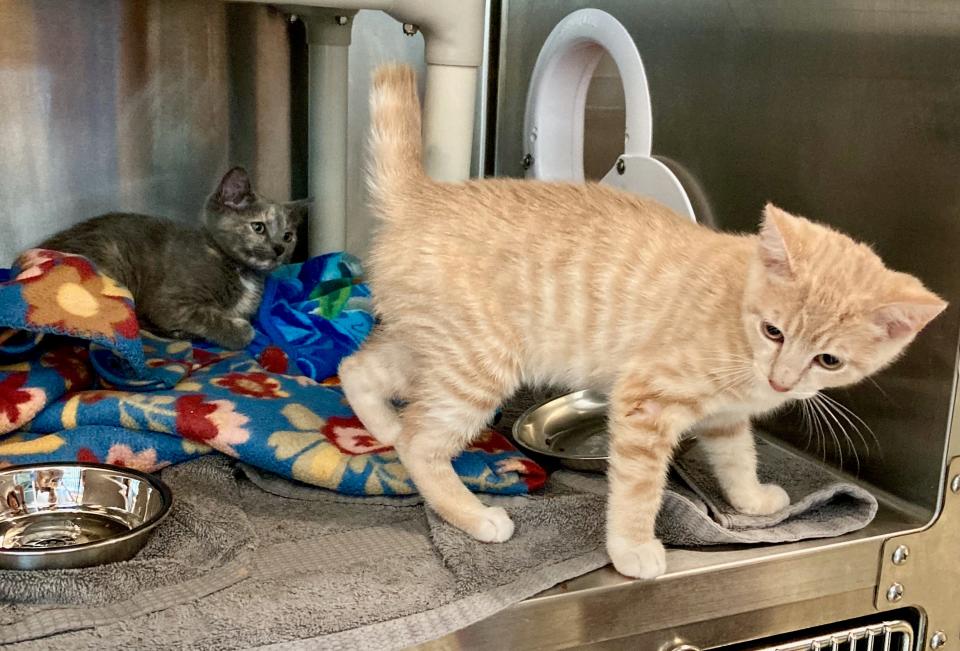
<box><xmin>816</xmin><ymin>353</ymin><xmax>843</xmax><ymax>370</ymax></box>
<box><xmin>762</xmin><ymin>322</ymin><xmax>784</xmax><ymax>342</ymax></box>
<box><xmin>250</xmin><ymin>222</ymin><xmax>266</xmax><ymax>234</ymax></box>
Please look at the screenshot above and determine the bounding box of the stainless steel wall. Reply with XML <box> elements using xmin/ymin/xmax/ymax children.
<box><xmin>495</xmin><ymin>0</ymin><xmax>960</xmax><ymax>511</ymax></box>
<box><xmin>0</xmin><ymin>0</ymin><xmax>293</xmax><ymax>264</ymax></box>
<box><xmin>343</xmin><ymin>10</ymin><xmax>427</xmax><ymax>257</ymax></box>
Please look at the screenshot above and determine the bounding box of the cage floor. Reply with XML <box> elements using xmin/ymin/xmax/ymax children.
<box><xmin>536</xmin><ymin>435</ymin><xmax>930</xmax><ymax>596</ymax></box>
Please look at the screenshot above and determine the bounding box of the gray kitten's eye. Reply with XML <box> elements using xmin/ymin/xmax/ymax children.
<box><xmin>282</xmin><ymin>232</ymin><xmax>294</xmax><ymax>243</ymax></box>
<box><xmin>816</xmin><ymin>353</ymin><xmax>843</xmax><ymax>370</ymax></box>
<box><xmin>250</xmin><ymin>222</ymin><xmax>266</xmax><ymax>234</ymax></box>
<box><xmin>762</xmin><ymin>322</ymin><xmax>784</xmax><ymax>342</ymax></box>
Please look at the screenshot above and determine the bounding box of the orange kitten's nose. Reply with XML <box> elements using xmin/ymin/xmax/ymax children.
<box><xmin>769</xmin><ymin>379</ymin><xmax>791</xmax><ymax>393</ymax></box>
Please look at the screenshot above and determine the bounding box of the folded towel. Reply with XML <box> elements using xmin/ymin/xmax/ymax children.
<box><xmin>553</xmin><ymin>436</ymin><xmax>878</xmax><ymax>546</ymax></box>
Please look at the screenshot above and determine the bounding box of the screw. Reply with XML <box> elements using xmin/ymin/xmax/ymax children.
<box><xmin>402</xmin><ymin>23</ymin><xmax>419</xmax><ymax>36</ymax></box>
<box><xmin>334</xmin><ymin>15</ymin><xmax>348</xmax><ymax>25</ymax></box>
<box><xmin>616</xmin><ymin>158</ymin><xmax>626</xmax><ymax>175</ymax></box>
<box><xmin>931</xmin><ymin>631</ymin><xmax>947</xmax><ymax>649</ymax></box>
<box><xmin>891</xmin><ymin>544</ymin><xmax>910</xmax><ymax>565</ymax></box>
<box><xmin>885</xmin><ymin>582</ymin><xmax>904</xmax><ymax>603</ymax></box>
<box><xmin>951</xmin><ymin>474</ymin><xmax>960</xmax><ymax>494</ymax></box>
<box><xmin>521</xmin><ymin>153</ymin><xmax>533</xmax><ymax>170</ymax></box>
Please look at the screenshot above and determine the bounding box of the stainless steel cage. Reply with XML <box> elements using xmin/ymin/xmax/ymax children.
<box><xmin>752</xmin><ymin>620</ymin><xmax>914</xmax><ymax>651</ymax></box>
<box><xmin>418</xmin><ymin>0</ymin><xmax>960</xmax><ymax>648</ymax></box>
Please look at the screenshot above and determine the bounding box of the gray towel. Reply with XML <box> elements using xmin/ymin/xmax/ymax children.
<box><xmin>0</xmin><ymin>396</ymin><xmax>877</xmax><ymax>649</ymax></box>
<box><xmin>552</xmin><ymin>436</ymin><xmax>879</xmax><ymax>546</ymax></box>
<box><xmin>0</xmin><ymin>457</ymin><xmax>608</xmax><ymax>650</ymax></box>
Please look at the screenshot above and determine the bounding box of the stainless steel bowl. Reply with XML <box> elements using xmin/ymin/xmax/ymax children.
<box><xmin>0</xmin><ymin>463</ymin><xmax>172</xmax><ymax>570</ymax></box>
<box><xmin>512</xmin><ymin>390</ymin><xmax>610</xmax><ymax>472</ymax></box>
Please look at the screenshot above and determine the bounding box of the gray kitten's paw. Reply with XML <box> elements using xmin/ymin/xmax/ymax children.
<box><xmin>214</xmin><ymin>319</ymin><xmax>255</xmax><ymax>350</ymax></box>
<box><xmin>727</xmin><ymin>483</ymin><xmax>790</xmax><ymax>516</ymax></box>
<box><xmin>607</xmin><ymin>536</ymin><xmax>666</xmax><ymax>579</ymax></box>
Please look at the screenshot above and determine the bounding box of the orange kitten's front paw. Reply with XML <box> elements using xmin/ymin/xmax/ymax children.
<box><xmin>728</xmin><ymin>483</ymin><xmax>790</xmax><ymax>516</ymax></box>
<box><xmin>464</xmin><ymin>506</ymin><xmax>514</xmax><ymax>543</ymax></box>
<box><xmin>607</xmin><ymin>536</ymin><xmax>666</xmax><ymax>579</ymax></box>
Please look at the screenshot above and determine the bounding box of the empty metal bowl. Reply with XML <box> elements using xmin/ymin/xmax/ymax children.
<box><xmin>0</xmin><ymin>463</ymin><xmax>172</xmax><ymax>570</ymax></box>
<box><xmin>512</xmin><ymin>390</ymin><xmax>610</xmax><ymax>472</ymax></box>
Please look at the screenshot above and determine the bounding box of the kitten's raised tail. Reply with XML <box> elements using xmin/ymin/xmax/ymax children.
<box><xmin>368</xmin><ymin>64</ymin><xmax>426</xmax><ymax>214</ymax></box>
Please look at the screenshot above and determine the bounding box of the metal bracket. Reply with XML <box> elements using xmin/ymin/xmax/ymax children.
<box><xmin>876</xmin><ymin>456</ymin><xmax>960</xmax><ymax>649</ymax></box>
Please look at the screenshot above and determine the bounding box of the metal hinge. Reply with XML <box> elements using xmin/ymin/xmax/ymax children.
<box><xmin>875</xmin><ymin>456</ymin><xmax>960</xmax><ymax>649</ymax></box>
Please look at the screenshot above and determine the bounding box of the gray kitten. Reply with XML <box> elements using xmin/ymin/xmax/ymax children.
<box><xmin>39</xmin><ymin>167</ymin><xmax>308</xmax><ymax>349</ymax></box>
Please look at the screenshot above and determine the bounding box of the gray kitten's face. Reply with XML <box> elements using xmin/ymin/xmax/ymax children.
<box><xmin>203</xmin><ymin>167</ymin><xmax>308</xmax><ymax>272</ymax></box>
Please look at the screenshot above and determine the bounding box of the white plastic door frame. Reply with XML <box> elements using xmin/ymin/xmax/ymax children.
<box><xmin>523</xmin><ymin>8</ymin><xmax>696</xmax><ymax>222</ymax></box>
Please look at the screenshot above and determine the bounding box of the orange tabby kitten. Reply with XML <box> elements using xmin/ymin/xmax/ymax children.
<box><xmin>339</xmin><ymin>64</ymin><xmax>947</xmax><ymax>579</ymax></box>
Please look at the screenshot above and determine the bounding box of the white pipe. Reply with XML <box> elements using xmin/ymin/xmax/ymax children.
<box><xmin>260</xmin><ymin>1</ymin><xmax>485</xmax><ymax>66</ymax></box>
<box><xmin>304</xmin><ymin>10</ymin><xmax>356</xmax><ymax>253</ymax></box>
<box><xmin>422</xmin><ymin>64</ymin><xmax>477</xmax><ymax>181</ymax></box>
<box><xmin>234</xmin><ymin>0</ymin><xmax>485</xmax><ymax>212</ymax></box>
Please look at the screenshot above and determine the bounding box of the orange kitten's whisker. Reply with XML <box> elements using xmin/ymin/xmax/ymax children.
<box><xmin>708</xmin><ymin>366</ymin><xmax>755</xmax><ymax>379</ymax></box>
<box><xmin>866</xmin><ymin>377</ymin><xmax>896</xmax><ymax>405</ymax></box>
<box><xmin>805</xmin><ymin>398</ymin><xmax>828</xmax><ymax>463</ymax></box>
<box><xmin>703</xmin><ymin>357</ymin><xmax>754</xmax><ymax>366</ymax></box>
<box><xmin>814</xmin><ymin>394</ymin><xmax>861</xmax><ymax>474</ymax></box>
<box><xmin>825</xmin><ymin>402</ymin><xmax>870</xmax><ymax>461</ymax></box>
<box><xmin>797</xmin><ymin>400</ymin><xmax>815</xmax><ymax>452</ymax></box>
<box><xmin>811</xmin><ymin>397</ymin><xmax>845</xmax><ymax>469</ymax></box>
<box><xmin>711</xmin><ymin>367</ymin><xmax>757</xmax><ymax>392</ymax></box>
<box><xmin>817</xmin><ymin>392</ymin><xmax>879</xmax><ymax>457</ymax></box>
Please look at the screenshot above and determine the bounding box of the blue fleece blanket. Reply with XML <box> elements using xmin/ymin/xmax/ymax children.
<box><xmin>0</xmin><ymin>250</ymin><xmax>546</xmax><ymax>495</ymax></box>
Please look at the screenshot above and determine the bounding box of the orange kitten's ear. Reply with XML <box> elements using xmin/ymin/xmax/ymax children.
<box><xmin>871</xmin><ymin>289</ymin><xmax>948</xmax><ymax>340</ymax></box>
<box><xmin>758</xmin><ymin>204</ymin><xmax>795</xmax><ymax>278</ymax></box>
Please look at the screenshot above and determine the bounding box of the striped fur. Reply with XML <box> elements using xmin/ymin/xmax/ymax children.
<box><xmin>339</xmin><ymin>64</ymin><xmax>947</xmax><ymax>578</ymax></box>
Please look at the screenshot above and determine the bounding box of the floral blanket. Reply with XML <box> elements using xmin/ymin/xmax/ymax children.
<box><xmin>0</xmin><ymin>250</ymin><xmax>545</xmax><ymax>496</ymax></box>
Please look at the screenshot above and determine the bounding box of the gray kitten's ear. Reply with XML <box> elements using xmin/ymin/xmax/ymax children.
<box><xmin>285</xmin><ymin>199</ymin><xmax>312</xmax><ymax>226</ymax></box>
<box><xmin>216</xmin><ymin>167</ymin><xmax>254</xmax><ymax>210</ymax></box>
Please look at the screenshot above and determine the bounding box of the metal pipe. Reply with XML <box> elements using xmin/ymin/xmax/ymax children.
<box><xmin>301</xmin><ymin>9</ymin><xmax>356</xmax><ymax>253</ymax></box>
<box><xmin>233</xmin><ymin>0</ymin><xmax>486</xmax><ymax>187</ymax></box>
<box><xmin>254</xmin><ymin>1</ymin><xmax>486</xmax><ymax>66</ymax></box>
<box><xmin>421</xmin><ymin>63</ymin><xmax>477</xmax><ymax>181</ymax></box>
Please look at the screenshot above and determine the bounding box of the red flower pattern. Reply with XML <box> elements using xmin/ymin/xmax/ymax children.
<box><xmin>40</xmin><ymin>345</ymin><xmax>92</xmax><ymax>391</ymax></box>
<box><xmin>257</xmin><ymin>346</ymin><xmax>289</xmax><ymax>374</ymax></box>
<box><xmin>212</xmin><ymin>372</ymin><xmax>288</xmax><ymax>399</ymax></box>
<box><xmin>467</xmin><ymin>430</ymin><xmax>514</xmax><ymax>455</ymax></box>
<box><xmin>321</xmin><ymin>415</ymin><xmax>393</xmax><ymax>455</ymax></box>
<box><xmin>0</xmin><ymin>374</ymin><xmax>37</xmax><ymax>427</ymax></box>
<box><xmin>173</xmin><ymin>394</ymin><xmax>250</xmax><ymax>454</ymax></box>
<box><xmin>175</xmin><ymin>395</ymin><xmax>219</xmax><ymax>441</ymax></box>
<box><xmin>77</xmin><ymin>390</ymin><xmax>119</xmax><ymax>404</ymax></box>
<box><xmin>191</xmin><ymin>348</ymin><xmax>223</xmax><ymax>369</ymax></box>
<box><xmin>76</xmin><ymin>448</ymin><xmax>100</xmax><ymax>464</ymax></box>
<box><xmin>495</xmin><ymin>457</ymin><xmax>547</xmax><ymax>491</ymax></box>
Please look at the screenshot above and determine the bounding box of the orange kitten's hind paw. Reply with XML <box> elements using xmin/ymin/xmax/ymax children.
<box><xmin>607</xmin><ymin>537</ymin><xmax>667</xmax><ymax>579</ymax></box>
<box><xmin>465</xmin><ymin>506</ymin><xmax>515</xmax><ymax>543</ymax></box>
